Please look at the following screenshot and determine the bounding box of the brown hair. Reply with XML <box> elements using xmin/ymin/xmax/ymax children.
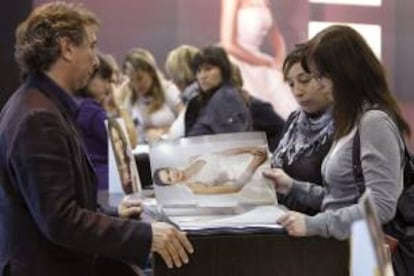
<box><xmin>123</xmin><ymin>48</ymin><xmax>165</xmax><ymax>114</ymax></box>
<box><xmin>282</xmin><ymin>44</ymin><xmax>306</xmax><ymax>80</ymax></box>
<box><xmin>303</xmin><ymin>25</ymin><xmax>410</xmax><ymax>139</ymax></box>
<box><xmin>15</xmin><ymin>1</ymin><xmax>99</xmax><ymax>75</ymax></box>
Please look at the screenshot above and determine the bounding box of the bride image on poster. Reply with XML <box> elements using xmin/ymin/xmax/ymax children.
<box><xmin>150</xmin><ymin>132</ymin><xmax>276</xmax><ymax>207</ymax></box>
<box><xmin>220</xmin><ymin>0</ymin><xmax>298</xmax><ymax>119</ymax></box>
<box><xmin>153</xmin><ymin>146</ymin><xmax>267</xmax><ymax>194</ymax></box>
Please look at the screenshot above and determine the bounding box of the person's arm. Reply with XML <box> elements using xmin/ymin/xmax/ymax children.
<box><xmin>110</xmin><ymin>74</ymin><xmax>131</xmax><ymax>107</ymax></box>
<box><xmin>236</xmin><ymin>148</ymin><xmax>268</xmax><ymax>185</ymax></box>
<box><xmin>216</xmin><ymin>146</ymin><xmax>266</xmax><ymax>156</ymax></box>
<box><xmin>13</xmin><ymin>111</ymin><xmax>194</xmax><ymax>268</ymax></box>
<box><xmin>164</xmin><ymin>81</ymin><xmax>184</xmax><ymax>116</ymax></box>
<box><xmin>268</xmin><ymin>23</ymin><xmax>286</xmax><ymax>68</ymax></box>
<box><xmin>185</xmin><ymin>181</ymin><xmax>242</xmax><ymax>194</ymax></box>
<box><xmin>220</xmin><ymin>0</ymin><xmax>275</xmax><ymax>67</ymax></box>
<box><xmin>305</xmin><ymin>111</ymin><xmax>403</xmax><ymax>239</ymax></box>
<box><xmin>216</xmin><ymin>146</ymin><xmax>268</xmax><ymax>185</ymax></box>
<box><xmin>184</xmin><ymin>159</ymin><xmax>206</xmax><ymax>178</ymax></box>
<box><xmin>263</xmin><ymin>168</ymin><xmax>326</xmax><ymax>211</ymax></box>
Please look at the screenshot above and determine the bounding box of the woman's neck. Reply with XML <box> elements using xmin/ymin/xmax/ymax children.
<box><xmin>305</xmin><ymin>106</ymin><xmax>331</xmax><ymax>119</ymax></box>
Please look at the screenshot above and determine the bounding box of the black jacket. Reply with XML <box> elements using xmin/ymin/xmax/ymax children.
<box><xmin>0</xmin><ymin>73</ymin><xmax>151</xmax><ymax>276</ymax></box>
<box><xmin>185</xmin><ymin>83</ymin><xmax>252</xmax><ymax>136</ymax></box>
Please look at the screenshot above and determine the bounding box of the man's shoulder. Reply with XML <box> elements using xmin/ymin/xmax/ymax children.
<box><xmin>0</xmin><ymin>86</ymin><xmax>61</xmax><ymax>130</ymax></box>
<box><xmin>7</xmin><ymin>85</ymin><xmax>59</xmax><ymax>112</ymax></box>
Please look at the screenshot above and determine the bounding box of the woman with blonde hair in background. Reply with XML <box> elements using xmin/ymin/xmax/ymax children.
<box><xmin>123</xmin><ymin>48</ymin><xmax>183</xmax><ymax>143</ymax></box>
<box><xmin>165</xmin><ymin>44</ymin><xmax>200</xmax><ymax>139</ymax></box>
<box><xmin>165</xmin><ymin>44</ymin><xmax>200</xmax><ymax>104</ymax></box>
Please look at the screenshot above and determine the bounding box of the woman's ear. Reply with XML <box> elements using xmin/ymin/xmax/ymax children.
<box><xmin>319</xmin><ymin>77</ymin><xmax>333</xmax><ymax>94</ymax></box>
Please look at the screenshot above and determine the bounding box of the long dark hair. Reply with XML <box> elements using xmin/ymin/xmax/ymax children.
<box><xmin>303</xmin><ymin>25</ymin><xmax>410</xmax><ymax>139</ymax></box>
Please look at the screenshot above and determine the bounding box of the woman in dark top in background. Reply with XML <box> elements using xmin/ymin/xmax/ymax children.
<box><xmin>271</xmin><ymin>45</ymin><xmax>334</xmax><ymax>214</ymax></box>
<box><xmin>185</xmin><ymin>45</ymin><xmax>252</xmax><ymax>136</ymax></box>
<box><xmin>76</xmin><ymin>54</ymin><xmax>113</xmax><ymax>190</ymax></box>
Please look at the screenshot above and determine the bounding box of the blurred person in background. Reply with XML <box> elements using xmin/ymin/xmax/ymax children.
<box><xmin>185</xmin><ymin>45</ymin><xmax>252</xmax><ymax>136</ymax></box>
<box><xmin>122</xmin><ymin>48</ymin><xmax>183</xmax><ymax>143</ymax></box>
<box><xmin>0</xmin><ymin>3</ymin><xmax>193</xmax><ymax>274</ymax></box>
<box><xmin>221</xmin><ymin>0</ymin><xmax>298</xmax><ymax>119</ymax></box>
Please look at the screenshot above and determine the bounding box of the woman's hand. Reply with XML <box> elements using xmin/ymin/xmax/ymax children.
<box><xmin>277</xmin><ymin>211</ymin><xmax>307</xmax><ymax>237</ymax></box>
<box><xmin>117</xmin><ymin>194</ymin><xmax>143</xmax><ymax>218</ymax></box>
<box><xmin>262</xmin><ymin>168</ymin><xmax>293</xmax><ymax>195</ymax></box>
<box><xmin>146</xmin><ymin>128</ymin><xmax>165</xmax><ymax>143</ymax></box>
<box><xmin>111</xmin><ymin>74</ymin><xmax>130</xmax><ymax>100</ymax></box>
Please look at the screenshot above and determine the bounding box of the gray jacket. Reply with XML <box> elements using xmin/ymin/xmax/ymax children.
<box><xmin>289</xmin><ymin>110</ymin><xmax>404</xmax><ymax>239</ymax></box>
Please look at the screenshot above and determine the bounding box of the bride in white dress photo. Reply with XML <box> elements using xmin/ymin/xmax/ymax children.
<box><xmin>220</xmin><ymin>0</ymin><xmax>298</xmax><ymax>119</ymax></box>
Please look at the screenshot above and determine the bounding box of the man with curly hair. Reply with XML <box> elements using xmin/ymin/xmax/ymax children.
<box><xmin>0</xmin><ymin>2</ymin><xmax>192</xmax><ymax>275</ymax></box>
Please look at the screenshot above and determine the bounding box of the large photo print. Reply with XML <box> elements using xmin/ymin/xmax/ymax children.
<box><xmin>150</xmin><ymin>132</ymin><xmax>276</xmax><ymax>207</ymax></box>
<box><xmin>150</xmin><ymin>132</ymin><xmax>285</xmax><ymax>230</ymax></box>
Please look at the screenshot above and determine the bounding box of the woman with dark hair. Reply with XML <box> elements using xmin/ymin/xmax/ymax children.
<box><xmin>270</xmin><ymin>44</ymin><xmax>334</xmax><ymax>214</ymax></box>
<box><xmin>264</xmin><ymin>25</ymin><xmax>410</xmax><ymax>240</ymax></box>
<box><xmin>185</xmin><ymin>45</ymin><xmax>252</xmax><ymax>136</ymax></box>
<box><xmin>76</xmin><ymin>53</ymin><xmax>114</xmax><ymax>191</ymax></box>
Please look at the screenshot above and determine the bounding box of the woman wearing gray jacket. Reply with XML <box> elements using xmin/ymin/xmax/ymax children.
<box><xmin>264</xmin><ymin>25</ymin><xmax>410</xmax><ymax>240</ymax></box>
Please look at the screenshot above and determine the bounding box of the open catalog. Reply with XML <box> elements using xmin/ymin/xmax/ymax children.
<box><xmin>149</xmin><ymin>132</ymin><xmax>286</xmax><ymax>232</ymax></box>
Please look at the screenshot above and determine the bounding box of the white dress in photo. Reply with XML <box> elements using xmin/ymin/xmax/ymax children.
<box><xmin>230</xmin><ymin>4</ymin><xmax>298</xmax><ymax>119</ymax></box>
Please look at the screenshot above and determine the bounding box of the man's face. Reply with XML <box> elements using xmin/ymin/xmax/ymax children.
<box><xmin>71</xmin><ymin>25</ymin><xmax>99</xmax><ymax>92</ymax></box>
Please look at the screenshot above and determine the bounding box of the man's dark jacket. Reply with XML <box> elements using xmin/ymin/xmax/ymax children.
<box><xmin>0</xmin><ymin>73</ymin><xmax>152</xmax><ymax>276</ymax></box>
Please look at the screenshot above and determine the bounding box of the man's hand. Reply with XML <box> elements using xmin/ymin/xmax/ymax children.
<box><xmin>151</xmin><ymin>222</ymin><xmax>194</xmax><ymax>268</ymax></box>
<box><xmin>117</xmin><ymin>195</ymin><xmax>143</xmax><ymax>218</ymax></box>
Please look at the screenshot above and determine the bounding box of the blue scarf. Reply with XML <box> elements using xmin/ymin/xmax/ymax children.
<box><xmin>271</xmin><ymin>108</ymin><xmax>334</xmax><ymax>167</ymax></box>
